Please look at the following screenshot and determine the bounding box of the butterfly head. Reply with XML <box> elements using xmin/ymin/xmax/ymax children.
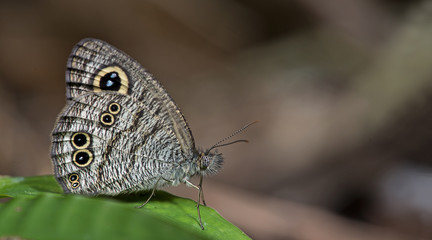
<box><xmin>198</xmin><ymin>151</ymin><xmax>224</xmax><ymax>176</ymax></box>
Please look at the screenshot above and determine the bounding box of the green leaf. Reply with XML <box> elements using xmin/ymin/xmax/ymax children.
<box><xmin>0</xmin><ymin>175</ymin><xmax>250</xmax><ymax>240</ymax></box>
<box><xmin>0</xmin><ymin>175</ymin><xmax>62</xmax><ymax>198</ymax></box>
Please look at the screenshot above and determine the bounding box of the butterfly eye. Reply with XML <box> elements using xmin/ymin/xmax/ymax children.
<box><xmin>100</xmin><ymin>112</ymin><xmax>115</xmax><ymax>126</ymax></box>
<box><xmin>199</xmin><ymin>152</ymin><xmax>223</xmax><ymax>175</ymax></box>
<box><xmin>93</xmin><ymin>66</ymin><xmax>129</xmax><ymax>94</ymax></box>
<box><xmin>71</xmin><ymin>132</ymin><xmax>91</xmax><ymax>149</ymax></box>
<box><xmin>108</xmin><ymin>102</ymin><xmax>121</xmax><ymax>115</ymax></box>
<box><xmin>72</xmin><ymin>149</ymin><xmax>94</xmax><ymax>167</ymax></box>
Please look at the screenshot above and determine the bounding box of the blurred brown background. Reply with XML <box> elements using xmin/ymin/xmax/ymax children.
<box><xmin>1</xmin><ymin>0</ymin><xmax>432</xmax><ymax>239</ymax></box>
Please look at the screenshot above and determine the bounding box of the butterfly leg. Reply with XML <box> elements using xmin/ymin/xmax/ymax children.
<box><xmin>136</xmin><ymin>178</ymin><xmax>161</xmax><ymax>208</ymax></box>
<box><xmin>186</xmin><ymin>178</ymin><xmax>205</xmax><ymax>230</ymax></box>
<box><xmin>199</xmin><ymin>175</ymin><xmax>207</xmax><ymax>206</ymax></box>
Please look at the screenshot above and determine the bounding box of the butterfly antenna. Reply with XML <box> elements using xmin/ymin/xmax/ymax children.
<box><xmin>206</xmin><ymin>120</ymin><xmax>259</xmax><ymax>153</ymax></box>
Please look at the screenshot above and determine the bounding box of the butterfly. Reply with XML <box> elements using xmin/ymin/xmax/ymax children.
<box><xmin>51</xmin><ymin>38</ymin><xmax>254</xmax><ymax>229</ymax></box>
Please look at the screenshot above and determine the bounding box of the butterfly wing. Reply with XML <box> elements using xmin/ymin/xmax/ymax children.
<box><xmin>52</xmin><ymin>91</ymin><xmax>197</xmax><ymax>194</ymax></box>
<box><xmin>66</xmin><ymin>38</ymin><xmax>195</xmax><ymax>155</ymax></box>
<box><xmin>51</xmin><ymin>39</ymin><xmax>200</xmax><ymax>195</ymax></box>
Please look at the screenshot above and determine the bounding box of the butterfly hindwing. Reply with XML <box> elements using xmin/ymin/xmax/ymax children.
<box><xmin>51</xmin><ymin>91</ymin><xmax>191</xmax><ymax>194</ymax></box>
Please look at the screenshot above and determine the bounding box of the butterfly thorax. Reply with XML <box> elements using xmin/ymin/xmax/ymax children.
<box><xmin>162</xmin><ymin>150</ymin><xmax>223</xmax><ymax>186</ymax></box>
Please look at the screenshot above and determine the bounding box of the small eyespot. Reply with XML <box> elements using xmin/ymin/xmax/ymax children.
<box><xmin>93</xmin><ymin>66</ymin><xmax>129</xmax><ymax>94</ymax></box>
<box><xmin>72</xmin><ymin>149</ymin><xmax>93</xmax><ymax>167</ymax></box>
<box><xmin>71</xmin><ymin>132</ymin><xmax>91</xmax><ymax>149</ymax></box>
<box><xmin>100</xmin><ymin>112</ymin><xmax>115</xmax><ymax>126</ymax></box>
<box><xmin>108</xmin><ymin>102</ymin><xmax>121</xmax><ymax>115</ymax></box>
<box><xmin>69</xmin><ymin>173</ymin><xmax>79</xmax><ymax>182</ymax></box>
<box><xmin>68</xmin><ymin>173</ymin><xmax>80</xmax><ymax>189</ymax></box>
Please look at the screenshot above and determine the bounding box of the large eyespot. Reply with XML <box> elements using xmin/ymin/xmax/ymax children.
<box><xmin>108</xmin><ymin>102</ymin><xmax>121</xmax><ymax>115</ymax></box>
<box><xmin>100</xmin><ymin>112</ymin><xmax>115</xmax><ymax>126</ymax></box>
<box><xmin>72</xmin><ymin>149</ymin><xmax>94</xmax><ymax>167</ymax></box>
<box><xmin>71</xmin><ymin>132</ymin><xmax>91</xmax><ymax>149</ymax></box>
<box><xmin>101</xmin><ymin>72</ymin><xmax>121</xmax><ymax>91</ymax></box>
<box><xmin>93</xmin><ymin>66</ymin><xmax>129</xmax><ymax>94</ymax></box>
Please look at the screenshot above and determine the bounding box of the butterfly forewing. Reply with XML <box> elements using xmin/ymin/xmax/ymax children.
<box><xmin>65</xmin><ymin>39</ymin><xmax>195</xmax><ymax>154</ymax></box>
